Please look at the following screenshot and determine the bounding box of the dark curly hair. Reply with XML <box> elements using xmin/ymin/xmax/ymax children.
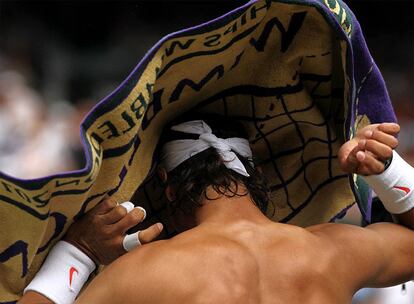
<box><xmin>157</xmin><ymin>113</ymin><xmax>270</xmax><ymax>216</ymax></box>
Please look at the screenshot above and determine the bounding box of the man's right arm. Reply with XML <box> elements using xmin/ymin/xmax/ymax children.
<box><xmin>313</xmin><ymin>218</ymin><xmax>414</xmax><ymax>291</ymax></box>
<box><xmin>364</xmin><ymin>219</ymin><xmax>414</xmax><ymax>286</ymax></box>
<box><xmin>333</xmin><ymin>122</ymin><xmax>414</xmax><ymax>290</ymax></box>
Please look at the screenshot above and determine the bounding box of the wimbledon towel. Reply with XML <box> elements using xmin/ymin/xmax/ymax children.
<box><xmin>0</xmin><ymin>0</ymin><xmax>396</xmax><ymax>301</ymax></box>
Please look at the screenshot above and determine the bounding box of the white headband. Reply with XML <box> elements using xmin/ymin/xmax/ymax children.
<box><xmin>160</xmin><ymin>120</ymin><xmax>253</xmax><ymax>177</ymax></box>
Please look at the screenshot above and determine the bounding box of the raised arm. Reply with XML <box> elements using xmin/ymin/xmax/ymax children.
<box><xmin>330</xmin><ymin>122</ymin><xmax>414</xmax><ymax>289</ymax></box>
<box><xmin>18</xmin><ymin>197</ymin><xmax>162</xmax><ymax>304</ymax></box>
<box><xmin>358</xmin><ymin>149</ymin><xmax>414</xmax><ymax>286</ymax></box>
<box><xmin>339</xmin><ymin>122</ymin><xmax>414</xmax><ymax>229</ymax></box>
<box><xmin>313</xmin><ymin>220</ymin><xmax>414</xmax><ymax>291</ymax></box>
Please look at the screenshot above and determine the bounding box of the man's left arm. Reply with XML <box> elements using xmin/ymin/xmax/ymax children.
<box><xmin>18</xmin><ymin>197</ymin><xmax>163</xmax><ymax>304</ymax></box>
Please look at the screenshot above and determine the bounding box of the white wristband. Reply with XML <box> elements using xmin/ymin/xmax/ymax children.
<box><xmin>24</xmin><ymin>241</ymin><xmax>96</xmax><ymax>304</ymax></box>
<box><xmin>363</xmin><ymin>150</ymin><xmax>414</xmax><ymax>214</ymax></box>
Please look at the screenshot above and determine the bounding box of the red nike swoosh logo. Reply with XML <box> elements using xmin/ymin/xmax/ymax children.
<box><xmin>69</xmin><ymin>266</ymin><xmax>79</xmax><ymax>288</ymax></box>
<box><xmin>393</xmin><ymin>186</ymin><xmax>411</xmax><ymax>195</ymax></box>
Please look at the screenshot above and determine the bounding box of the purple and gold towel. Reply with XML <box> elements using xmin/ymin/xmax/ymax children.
<box><xmin>0</xmin><ymin>0</ymin><xmax>396</xmax><ymax>301</ymax></box>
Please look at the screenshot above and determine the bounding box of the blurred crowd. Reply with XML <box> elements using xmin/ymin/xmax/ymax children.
<box><xmin>0</xmin><ymin>69</ymin><xmax>88</xmax><ymax>178</ymax></box>
<box><xmin>0</xmin><ymin>1</ymin><xmax>412</xmax><ymax>303</ymax></box>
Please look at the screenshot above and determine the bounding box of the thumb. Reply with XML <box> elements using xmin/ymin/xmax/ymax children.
<box><xmin>139</xmin><ymin>223</ymin><xmax>164</xmax><ymax>244</ymax></box>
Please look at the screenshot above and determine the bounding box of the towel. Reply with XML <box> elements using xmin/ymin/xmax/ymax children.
<box><xmin>0</xmin><ymin>0</ymin><xmax>396</xmax><ymax>301</ymax></box>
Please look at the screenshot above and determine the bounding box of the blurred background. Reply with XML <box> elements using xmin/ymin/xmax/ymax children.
<box><xmin>0</xmin><ymin>1</ymin><xmax>413</xmax><ymax>302</ymax></box>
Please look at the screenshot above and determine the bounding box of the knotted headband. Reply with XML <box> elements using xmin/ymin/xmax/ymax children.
<box><xmin>160</xmin><ymin>120</ymin><xmax>253</xmax><ymax>177</ymax></box>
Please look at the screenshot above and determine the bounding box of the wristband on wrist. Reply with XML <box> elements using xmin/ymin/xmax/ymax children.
<box><xmin>383</xmin><ymin>153</ymin><xmax>393</xmax><ymax>170</ymax></box>
<box><xmin>24</xmin><ymin>241</ymin><xmax>96</xmax><ymax>304</ymax></box>
<box><xmin>363</xmin><ymin>150</ymin><xmax>414</xmax><ymax>214</ymax></box>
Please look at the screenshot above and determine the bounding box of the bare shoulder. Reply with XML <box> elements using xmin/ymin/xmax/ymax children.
<box><xmin>78</xmin><ymin>235</ymin><xmax>253</xmax><ymax>304</ymax></box>
<box><xmin>306</xmin><ymin>223</ymin><xmax>381</xmax><ymax>261</ymax></box>
<box><xmin>305</xmin><ymin>222</ymin><xmax>414</xmax><ymax>289</ymax></box>
<box><xmin>306</xmin><ymin>222</ymin><xmax>387</xmax><ymax>255</ymax></box>
<box><xmin>292</xmin><ymin>223</ymin><xmax>381</xmax><ymax>293</ymax></box>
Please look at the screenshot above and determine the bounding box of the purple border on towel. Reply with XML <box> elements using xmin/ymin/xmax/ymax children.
<box><xmin>0</xmin><ymin>0</ymin><xmax>395</xmax><ymax>224</ymax></box>
<box><xmin>0</xmin><ymin>0</ymin><xmax>257</xmax><ymax>185</ymax></box>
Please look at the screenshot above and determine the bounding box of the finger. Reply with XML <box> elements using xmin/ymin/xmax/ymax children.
<box><xmin>113</xmin><ymin>207</ymin><xmax>147</xmax><ymax>234</ymax></box>
<box><xmin>358</xmin><ymin>153</ymin><xmax>385</xmax><ymax>175</ymax></box>
<box><xmin>356</xmin><ymin>150</ymin><xmax>366</xmax><ymax>162</ymax></box>
<box><xmin>341</xmin><ymin>145</ymin><xmax>362</xmax><ymax>173</ymax></box>
<box><xmin>138</xmin><ymin>223</ymin><xmax>163</xmax><ymax>244</ymax></box>
<box><xmin>123</xmin><ymin>232</ymin><xmax>141</xmax><ymax>252</ymax></box>
<box><xmin>369</xmin><ymin>129</ymin><xmax>398</xmax><ymax>149</ymax></box>
<box><xmin>378</xmin><ymin>122</ymin><xmax>400</xmax><ymax>136</ymax></box>
<box><xmin>101</xmin><ymin>204</ymin><xmax>129</xmax><ymax>224</ymax></box>
<box><xmin>120</xmin><ymin>201</ymin><xmax>135</xmax><ymax>213</ymax></box>
<box><xmin>359</xmin><ymin>139</ymin><xmax>393</xmax><ymax>161</ymax></box>
<box><xmin>135</xmin><ymin>206</ymin><xmax>147</xmax><ymax>221</ymax></box>
<box><xmin>92</xmin><ymin>196</ymin><xmax>118</xmax><ymax>215</ymax></box>
<box><xmin>122</xmin><ymin>223</ymin><xmax>163</xmax><ymax>252</ymax></box>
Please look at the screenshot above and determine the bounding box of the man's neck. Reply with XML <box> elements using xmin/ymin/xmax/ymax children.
<box><xmin>194</xmin><ymin>186</ymin><xmax>271</xmax><ymax>227</ymax></box>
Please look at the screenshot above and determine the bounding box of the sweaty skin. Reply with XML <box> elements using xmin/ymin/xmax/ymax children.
<box><xmin>76</xmin><ymin>192</ymin><xmax>414</xmax><ymax>304</ymax></box>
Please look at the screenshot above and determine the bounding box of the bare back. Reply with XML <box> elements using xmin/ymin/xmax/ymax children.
<box><xmin>77</xmin><ymin>221</ymin><xmax>358</xmax><ymax>304</ymax></box>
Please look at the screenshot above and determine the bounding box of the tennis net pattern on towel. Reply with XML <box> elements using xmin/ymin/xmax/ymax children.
<box><xmin>0</xmin><ymin>0</ymin><xmax>396</xmax><ymax>301</ymax></box>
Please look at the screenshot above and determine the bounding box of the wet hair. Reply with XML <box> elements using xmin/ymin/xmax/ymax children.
<box><xmin>157</xmin><ymin>113</ymin><xmax>270</xmax><ymax>216</ymax></box>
